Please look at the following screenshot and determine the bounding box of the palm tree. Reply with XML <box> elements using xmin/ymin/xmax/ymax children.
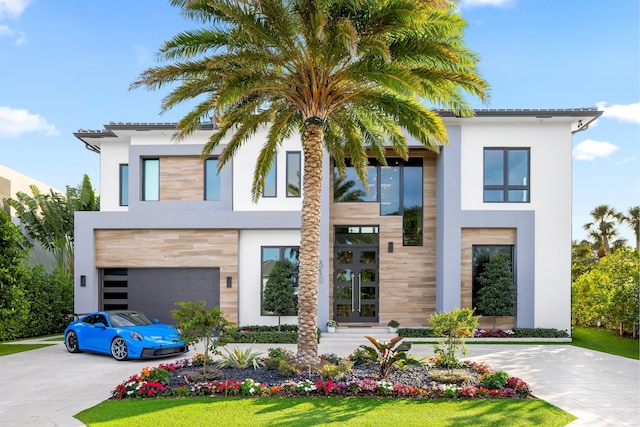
<box><xmin>132</xmin><ymin>0</ymin><xmax>488</xmax><ymax>364</ymax></box>
<box><xmin>583</xmin><ymin>204</ymin><xmax>621</xmax><ymax>257</ymax></box>
<box><xmin>620</xmin><ymin>206</ymin><xmax>640</xmax><ymax>251</ymax></box>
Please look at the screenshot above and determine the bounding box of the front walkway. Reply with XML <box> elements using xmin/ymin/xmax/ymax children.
<box><xmin>1</xmin><ymin>338</ymin><xmax>638</xmax><ymax>426</ymax></box>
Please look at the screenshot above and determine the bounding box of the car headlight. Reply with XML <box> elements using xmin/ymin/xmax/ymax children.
<box><xmin>130</xmin><ymin>331</ymin><xmax>143</xmax><ymax>341</ymax></box>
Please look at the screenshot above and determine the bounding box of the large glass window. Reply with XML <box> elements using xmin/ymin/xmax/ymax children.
<box><xmin>334</xmin><ymin>159</ymin><xmax>378</xmax><ymax>202</ymax></box>
<box><xmin>484</xmin><ymin>148</ymin><xmax>530</xmax><ymax>203</ymax></box>
<box><xmin>471</xmin><ymin>245</ymin><xmax>514</xmax><ymax>314</ymax></box>
<box><xmin>286</xmin><ymin>152</ymin><xmax>301</xmax><ymax>197</ymax></box>
<box><xmin>119</xmin><ymin>164</ymin><xmax>128</xmax><ymax>206</ymax></box>
<box><xmin>142</xmin><ymin>159</ymin><xmax>159</xmax><ymax>201</ymax></box>
<box><xmin>261</xmin><ymin>246</ymin><xmax>299</xmax><ymax>315</ymax></box>
<box><xmin>263</xmin><ymin>154</ymin><xmax>277</xmax><ymax>198</ymax></box>
<box><xmin>402</xmin><ymin>159</ymin><xmax>423</xmax><ymax>246</ymax></box>
<box><xmin>204</xmin><ymin>158</ymin><xmax>221</xmax><ymax>201</ymax></box>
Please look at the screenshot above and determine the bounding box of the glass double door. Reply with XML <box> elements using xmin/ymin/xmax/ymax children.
<box><xmin>334</xmin><ymin>246</ymin><xmax>379</xmax><ymax>322</ymax></box>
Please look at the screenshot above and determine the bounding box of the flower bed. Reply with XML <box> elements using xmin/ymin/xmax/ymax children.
<box><xmin>111</xmin><ymin>355</ymin><xmax>532</xmax><ymax>401</ymax></box>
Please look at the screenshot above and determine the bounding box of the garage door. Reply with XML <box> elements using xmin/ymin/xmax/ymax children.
<box><xmin>126</xmin><ymin>268</ymin><xmax>220</xmax><ymax>324</ymax></box>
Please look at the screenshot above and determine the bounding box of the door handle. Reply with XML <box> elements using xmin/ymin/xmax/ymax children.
<box><xmin>351</xmin><ymin>274</ymin><xmax>355</xmax><ymax>312</ymax></box>
<box><xmin>358</xmin><ymin>274</ymin><xmax>361</xmax><ymax>313</ymax></box>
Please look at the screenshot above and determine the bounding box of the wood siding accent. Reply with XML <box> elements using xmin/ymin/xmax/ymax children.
<box><xmin>159</xmin><ymin>157</ymin><xmax>204</xmax><ymax>201</ymax></box>
<box><xmin>0</xmin><ymin>176</ymin><xmax>10</xmax><ymax>207</ymax></box>
<box><xmin>95</xmin><ymin>229</ymin><xmax>239</xmax><ymax>322</ymax></box>
<box><xmin>460</xmin><ymin>228</ymin><xmax>516</xmax><ymax>312</ymax></box>
<box><xmin>329</xmin><ymin>150</ymin><xmax>437</xmax><ymax>327</ymax></box>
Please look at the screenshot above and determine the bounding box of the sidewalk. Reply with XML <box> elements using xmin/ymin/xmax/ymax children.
<box><xmin>1</xmin><ymin>337</ymin><xmax>638</xmax><ymax>426</ymax></box>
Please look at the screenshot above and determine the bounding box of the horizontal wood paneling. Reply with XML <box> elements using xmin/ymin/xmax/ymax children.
<box><xmin>329</xmin><ymin>150</ymin><xmax>437</xmax><ymax>327</ymax></box>
<box><xmin>160</xmin><ymin>157</ymin><xmax>204</xmax><ymax>201</ymax></box>
<box><xmin>460</xmin><ymin>228</ymin><xmax>516</xmax><ymax>312</ymax></box>
<box><xmin>95</xmin><ymin>229</ymin><xmax>238</xmax><ymax>322</ymax></box>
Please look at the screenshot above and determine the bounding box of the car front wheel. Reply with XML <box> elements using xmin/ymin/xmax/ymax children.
<box><xmin>110</xmin><ymin>337</ymin><xmax>128</xmax><ymax>361</ymax></box>
<box><xmin>65</xmin><ymin>331</ymin><xmax>80</xmax><ymax>353</ymax></box>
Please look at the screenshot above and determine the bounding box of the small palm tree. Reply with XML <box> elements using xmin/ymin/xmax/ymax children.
<box><xmin>132</xmin><ymin>0</ymin><xmax>488</xmax><ymax>364</ymax></box>
<box><xmin>584</xmin><ymin>204</ymin><xmax>621</xmax><ymax>257</ymax></box>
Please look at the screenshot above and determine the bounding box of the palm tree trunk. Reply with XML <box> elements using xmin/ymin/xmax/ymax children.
<box><xmin>296</xmin><ymin>122</ymin><xmax>324</xmax><ymax>366</ymax></box>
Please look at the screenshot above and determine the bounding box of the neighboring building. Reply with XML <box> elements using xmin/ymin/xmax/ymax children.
<box><xmin>0</xmin><ymin>164</ymin><xmax>63</xmax><ymax>270</ymax></box>
<box><xmin>73</xmin><ymin>108</ymin><xmax>602</xmax><ymax>332</ymax></box>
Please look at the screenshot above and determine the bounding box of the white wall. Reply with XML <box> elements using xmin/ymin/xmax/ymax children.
<box><xmin>99</xmin><ymin>141</ymin><xmax>130</xmax><ymax>212</ymax></box>
<box><xmin>459</xmin><ymin>120</ymin><xmax>573</xmax><ymax>331</ymax></box>
<box><xmin>238</xmin><ymin>229</ymin><xmax>301</xmax><ymax>326</ymax></box>
<box><xmin>233</xmin><ymin>126</ymin><xmax>303</xmax><ymax>211</ymax></box>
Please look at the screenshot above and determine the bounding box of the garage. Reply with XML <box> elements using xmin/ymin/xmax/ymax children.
<box><xmin>102</xmin><ymin>268</ymin><xmax>220</xmax><ymax>324</ymax></box>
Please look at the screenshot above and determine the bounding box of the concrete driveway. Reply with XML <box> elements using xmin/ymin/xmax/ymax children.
<box><xmin>1</xmin><ymin>338</ymin><xmax>638</xmax><ymax>426</ymax></box>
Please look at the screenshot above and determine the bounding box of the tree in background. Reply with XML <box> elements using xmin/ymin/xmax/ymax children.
<box><xmin>7</xmin><ymin>174</ymin><xmax>98</xmax><ymax>277</ymax></box>
<box><xmin>132</xmin><ymin>0</ymin><xmax>488</xmax><ymax>364</ymax></box>
<box><xmin>263</xmin><ymin>259</ymin><xmax>298</xmax><ymax>331</ymax></box>
<box><xmin>583</xmin><ymin>204</ymin><xmax>624</xmax><ymax>258</ymax></box>
<box><xmin>0</xmin><ymin>209</ymin><xmax>30</xmax><ymax>340</ymax></box>
<box><xmin>571</xmin><ymin>239</ymin><xmax>599</xmax><ymax>281</ymax></box>
<box><xmin>619</xmin><ymin>206</ymin><xmax>640</xmax><ymax>251</ymax></box>
<box><xmin>572</xmin><ymin>248</ymin><xmax>639</xmax><ymax>337</ymax></box>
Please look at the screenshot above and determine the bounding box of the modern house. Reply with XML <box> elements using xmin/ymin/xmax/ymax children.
<box><xmin>73</xmin><ymin>108</ymin><xmax>602</xmax><ymax>332</ymax></box>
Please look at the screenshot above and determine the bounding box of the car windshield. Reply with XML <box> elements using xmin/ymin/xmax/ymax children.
<box><xmin>109</xmin><ymin>312</ymin><xmax>155</xmax><ymax>327</ymax></box>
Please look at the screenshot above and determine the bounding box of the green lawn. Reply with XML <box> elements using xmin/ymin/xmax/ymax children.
<box><xmin>76</xmin><ymin>397</ymin><xmax>575</xmax><ymax>427</ymax></box>
<box><xmin>572</xmin><ymin>326</ymin><xmax>640</xmax><ymax>360</ymax></box>
<box><xmin>0</xmin><ymin>343</ymin><xmax>51</xmax><ymax>356</ymax></box>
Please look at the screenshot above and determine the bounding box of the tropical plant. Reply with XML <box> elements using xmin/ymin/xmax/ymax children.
<box><xmin>619</xmin><ymin>206</ymin><xmax>640</xmax><ymax>251</ymax></box>
<box><xmin>217</xmin><ymin>346</ymin><xmax>265</xmax><ymax>369</ymax></box>
<box><xmin>6</xmin><ymin>174</ymin><xmax>99</xmax><ymax>277</ymax></box>
<box><xmin>583</xmin><ymin>204</ymin><xmax>623</xmax><ymax>257</ymax></box>
<box><xmin>359</xmin><ymin>336</ymin><xmax>419</xmax><ymax>379</ymax></box>
<box><xmin>429</xmin><ymin>307</ymin><xmax>479</xmax><ymax>368</ymax></box>
<box><xmin>132</xmin><ymin>0</ymin><xmax>488</xmax><ymax>364</ymax></box>
<box><xmin>479</xmin><ymin>370</ymin><xmax>509</xmax><ymax>389</ymax></box>
<box><xmin>476</xmin><ymin>253</ymin><xmax>516</xmax><ymax>322</ymax></box>
<box><xmin>0</xmin><ymin>209</ymin><xmax>30</xmax><ymax>341</ymax></box>
<box><xmin>171</xmin><ymin>301</ymin><xmax>232</xmax><ymax>374</ymax></box>
<box><xmin>262</xmin><ymin>259</ymin><xmax>298</xmax><ymax>331</ymax></box>
<box><xmin>571</xmin><ymin>239</ymin><xmax>599</xmax><ymax>281</ymax></box>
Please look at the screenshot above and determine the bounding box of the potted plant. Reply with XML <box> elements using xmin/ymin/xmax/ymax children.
<box><xmin>387</xmin><ymin>320</ymin><xmax>399</xmax><ymax>333</ymax></box>
<box><xmin>326</xmin><ymin>320</ymin><xmax>337</xmax><ymax>333</ymax></box>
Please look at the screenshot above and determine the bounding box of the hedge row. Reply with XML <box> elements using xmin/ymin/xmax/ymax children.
<box><xmin>398</xmin><ymin>327</ymin><xmax>569</xmax><ymax>338</ymax></box>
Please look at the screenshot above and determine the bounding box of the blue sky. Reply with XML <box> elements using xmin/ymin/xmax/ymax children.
<box><xmin>1</xmin><ymin>0</ymin><xmax>638</xmax><ymax>243</ymax></box>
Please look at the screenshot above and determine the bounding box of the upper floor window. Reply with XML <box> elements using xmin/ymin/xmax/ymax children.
<box><xmin>483</xmin><ymin>148</ymin><xmax>530</xmax><ymax>203</ymax></box>
<box><xmin>334</xmin><ymin>158</ymin><xmax>423</xmax><ymax>246</ymax></box>
<box><xmin>119</xmin><ymin>164</ymin><xmax>128</xmax><ymax>206</ymax></box>
<box><xmin>142</xmin><ymin>159</ymin><xmax>159</xmax><ymax>201</ymax></box>
<box><xmin>286</xmin><ymin>151</ymin><xmax>301</xmax><ymax>197</ymax></box>
<box><xmin>204</xmin><ymin>158</ymin><xmax>221</xmax><ymax>201</ymax></box>
<box><xmin>263</xmin><ymin>154</ymin><xmax>277</xmax><ymax>198</ymax></box>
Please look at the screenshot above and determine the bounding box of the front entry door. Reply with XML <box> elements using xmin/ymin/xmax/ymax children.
<box><xmin>334</xmin><ymin>246</ymin><xmax>379</xmax><ymax>322</ymax></box>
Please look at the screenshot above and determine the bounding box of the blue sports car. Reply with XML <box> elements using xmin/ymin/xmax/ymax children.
<box><xmin>64</xmin><ymin>311</ymin><xmax>188</xmax><ymax>361</ymax></box>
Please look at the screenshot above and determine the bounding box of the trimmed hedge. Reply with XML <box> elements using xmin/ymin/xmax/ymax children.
<box><xmin>220</xmin><ymin>324</ymin><xmax>321</xmax><ymax>344</ymax></box>
<box><xmin>398</xmin><ymin>327</ymin><xmax>569</xmax><ymax>339</ymax></box>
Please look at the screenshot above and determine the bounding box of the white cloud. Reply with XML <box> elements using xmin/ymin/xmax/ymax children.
<box><xmin>0</xmin><ymin>106</ymin><xmax>59</xmax><ymax>137</ymax></box>
<box><xmin>596</xmin><ymin>101</ymin><xmax>640</xmax><ymax>124</ymax></box>
<box><xmin>134</xmin><ymin>44</ymin><xmax>152</xmax><ymax>65</ymax></box>
<box><xmin>0</xmin><ymin>24</ymin><xmax>12</xmax><ymax>35</ymax></box>
<box><xmin>461</xmin><ymin>0</ymin><xmax>514</xmax><ymax>7</ymax></box>
<box><xmin>572</xmin><ymin>139</ymin><xmax>619</xmax><ymax>161</ymax></box>
<box><xmin>0</xmin><ymin>0</ymin><xmax>30</xmax><ymax>19</ymax></box>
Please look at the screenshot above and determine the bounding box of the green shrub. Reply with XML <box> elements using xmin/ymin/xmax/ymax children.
<box><xmin>512</xmin><ymin>328</ymin><xmax>570</xmax><ymax>338</ymax></box>
<box><xmin>23</xmin><ymin>266</ymin><xmax>73</xmax><ymax>337</ymax></box>
<box><xmin>278</xmin><ymin>359</ymin><xmax>300</xmax><ymax>377</ymax></box>
<box><xmin>317</xmin><ymin>360</ymin><xmax>353</xmax><ymax>380</ymax></box>
<box><xmin>217</xmin><ymin>346</ymin><xmax>264</xmax><ymax>369</ymax></box>
<box><xmin>429</xmin><ymin>308</ymin><xmax>479</xmax><ymax>368</ymax></box>
<box><xmin>429</xmin><ymin>369</ymin><xmax>476</xmax><ymax>385</ymax></box>
<box><xmin>221</xmin><ymin>325</ymin><xmax>321</xmax><ymax>344</ymax></box>
<box><xmin>398</xmin><ymin>328</ymin><xmax>438</xmax><ymax>338</ymax></box>
<box><xmin>479</xmin><ymin>370</ymin><xmax>509</xmax><ymax>389</ymax></box>
<box><xmin>349</xmin><ymin>348</ymin><xmax>373</xmax><ymax>366</ymax></box>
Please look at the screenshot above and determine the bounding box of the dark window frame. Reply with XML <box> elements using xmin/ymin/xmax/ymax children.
<box><xmin>204</xmin><ymin>157</ymin><xmax>221</xmax><ymax>201</ymax></box>
<box><xmin>119</xmin><ymin>164</ymin><xmax>128</xmax><ymax>206</ymax></box>
<box><xmin>483</xmin><ymin>148</ymin><xmax>530</xmax><ymax>203</ymax></box>
<box><xmin>142</xmin><ymin>158</ymin><xmax>160</xmax><ymax>201</ymax></box>
<box><xmin>286</xmin><ymin>151</ymin><xmax>301</xmax><ymax>198</ymax></box>
<box><xmin>262</xmin><ymin>153</ymin><xmax>277</xmax><ymax>198</ymax></box>
<box><xmin>260</xmin><ymin>245</ymin><xmax>300</xmax><ymax>316</ymax></box>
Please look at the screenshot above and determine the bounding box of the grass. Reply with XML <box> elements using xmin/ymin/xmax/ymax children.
<box><xmin>0</xmin><ymin>343</ymin><xmax>51</xmax><ymax>356</ymax></box>
<box><xmin>76</xmin><ymin>397</ymin><xmax>575</xmax><ymax>427</ymax></box>
<box><xmin>571</xmin><ymin>326</ymin><xmax>639</xmax><ymax>360</ymax></box>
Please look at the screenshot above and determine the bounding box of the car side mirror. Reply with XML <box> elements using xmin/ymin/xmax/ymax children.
<box><xmin>153</xmin><ymin>318</ymin><xmax>160</xmax><ymax>324</ymax></box>
<box><xmin>95</xmin><ymin>322</ymin><xmax>106</xmax><ymax>329</ymax></box>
